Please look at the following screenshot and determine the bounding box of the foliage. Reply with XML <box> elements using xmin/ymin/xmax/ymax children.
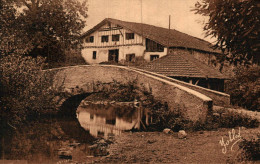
<box><xmin>191</xmin><ymin>108</ymin><xmax>259</xmax><ymax>131</ymax></box>
<box><xmin>147</xmin><ymin>101</ymin><xmax>189</xmax><ymax>132</ymax></box>
<box><xmin>193</xmin><ymin>0</ymin><xmax>259</xmax><ymax>65</ymax></box>
<box><xmin>0</xmin><ymin>54</ymin><xmax>61</xmax><ymax>127</ymax></box>
<box><xmin>238</xmin><ymin>134</ymin><xmax>260</xmax><ymax>161</ymax></box>
<box><xmin>0</xmin><ymin>0</ymin><xmax>88</xmax><ymax>64</ymax></box>
<box><xmin>0</xmin><ymin>0</ymin><xmax>20</xmax><ymax>54</ymax></box>
<box><xmin>213</xmin><ymin>110</ymin><xmax>259</xmax><ymax>128</ymax></box>
<box><xmin>139</xmin><ymin>88</ymin><xmax>189</xmax><ymax>131</ymax></box>
<box><xmin>95</xmin><ymin>80</ymin><xmax>139</xmax><ymax>102</ymax></box>
<box><xmin>225</xmin><ymin>66</ymin><xmax>259</xmax><ymax>111</ymax></box>
<box><xmin>121</xmin><ymin>56</ymin><xmax>148</xmax><ymax>67</ymax></box>
<box><xmin>47</xmin><ymin>49</ymin><xmax>87</xmax><ymax>69</ymax></box>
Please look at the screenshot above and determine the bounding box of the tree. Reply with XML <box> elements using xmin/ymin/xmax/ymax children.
<box><xmin>225</xmin><ymin>66</ymin><xmax>259</xmax><ymax>111</ymax></box>
<box><xmin>1</xmin><ymin>0</ymin><xmax>88</xmax><ymax>63</ymax></box>
<box><xmin>0</xmin><ymin>0</ymin><xmax>21</xmax><ymax>55</ymax></box>
<box><xmin>0</xmin><ymin>54</ymin><xmax>62</xmax><ymax>127</ymax></box>
<box><xmin>193</xmin><ymin>0</ymin><xmax>259</xmax><ymax>65</ymax></box>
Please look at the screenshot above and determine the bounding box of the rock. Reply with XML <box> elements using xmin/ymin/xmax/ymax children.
<box><xmin>163</xmin><ymin>128</ymin><xmax>172</xmax><ymax>134</ymax></box>
<box><xmin>178</xmin><ymin>130</ymin><xmax>187</xmax><ymax>139</ymax></box>
<box><xmin>147</xmin><ymin>140</ymin><xmax>156</xmax><ymax>144</ymax></box>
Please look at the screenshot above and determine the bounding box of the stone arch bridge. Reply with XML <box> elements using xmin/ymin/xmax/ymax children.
<box><xmin>45</xmin><ymin>65</ymin><xmax>230</xmax><ymax>122</ymax></box>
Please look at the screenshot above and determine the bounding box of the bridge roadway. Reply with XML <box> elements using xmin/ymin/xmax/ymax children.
<box><xmin>46</xmin><ymin>65</ymin><xmax>230</xmax><ymax>123</ymax></box>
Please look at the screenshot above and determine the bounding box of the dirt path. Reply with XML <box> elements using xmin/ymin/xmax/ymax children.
<box><xmin>89</xmin><ymin>128</ymin><xmax>259</xmax><ymax>163</ymax></box>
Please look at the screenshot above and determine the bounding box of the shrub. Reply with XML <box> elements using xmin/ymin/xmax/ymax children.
<box><xmin>238</xmin><ymin>134</ymin><xmax>260</xmax><ymax>161</ymax></box>
<box><xmin>140</xmin><ymin>91</ymin><xmax>189</xmax><ymax>131</ymax></box>
<box><xmin>94</xmin><ymin>79</ymin><xmax>139</xmax><ymax>102</ymax></box>
<box><xmin>226</xmin><ymin>66</ymin><xmax>260</xmax><ymax>111</ymax></box>
<box><xmin>0</xmin><ymin>54</ymin><xmax>61</xmax><ymax>127</ymax></box>
<box><xmin>213</xmin><ymin>110</ymin><xmax>259</xmax><ymax>128</ymax></box>
<box><xmin>47</xmin><ymin>49</ymin><xmax>87</xmax><ymax>69</ymax></box>
<box><xmin>178</xmin><ymin>109</ymin><xmax>259</xmax><ymax>131</ymax></box>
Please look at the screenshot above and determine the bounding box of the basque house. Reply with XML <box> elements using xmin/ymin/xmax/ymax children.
<box><xmin>80</xmin><ymin>18</ymin><xmax>221</xmax><ymax>64</ymax></box>
<box><xmin>80</xmin><ymin>18</ymin><xmax>228</xmax><ymax>92</ymax></box>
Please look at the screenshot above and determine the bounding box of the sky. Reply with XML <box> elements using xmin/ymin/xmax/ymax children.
<box><xmin>83</xmin><ymin>0</ymin><xmax>215</xmax><ymax>43</ymax></box>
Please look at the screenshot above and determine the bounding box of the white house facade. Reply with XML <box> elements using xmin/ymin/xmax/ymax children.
<box><xmin>81</xmin><ymin>19</ymin><xmax>169</xmax><ymax>64</ymax></box>
<box><xmin>80</xmin><ymin>18</ymin><xmax>221</xmax><ymax>65</ymax></box>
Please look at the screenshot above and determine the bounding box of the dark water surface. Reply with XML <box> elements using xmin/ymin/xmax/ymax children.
<box><xmin>77</xmin><ymin>104</ymin><xmax>149</xmax><ymax>139</ymax></box>
<box><xmin>1</xmin><ymin>104</ymin><xmax>149</xmax><ymax>163</ymax></box>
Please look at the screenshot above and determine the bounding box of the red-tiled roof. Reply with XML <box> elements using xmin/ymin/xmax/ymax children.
<box><xmin>81</xmin><ymin>18</ymin><xmax>221</xmax><ymax>54</ymax></box>
<box><xmin>140</xmin><ymin>51</ymin><xmax>227</xmax><ymax>79</ymax></box>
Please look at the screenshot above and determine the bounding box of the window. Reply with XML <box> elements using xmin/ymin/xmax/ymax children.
<box><xmin>106</xmin><ymin>119</ymin><xmax>116</xmax><ymax>125</ymax></box>
<box><xmin>101</xmin><ymin>35</ymin><xmax>109</xmax><ymax>42</ymax></box>
<box><xmin>85</xmin><ymin>36</ymin><xmax>94</xmax><ymax>43</ymax></box>
<box><xmin>146</xmin><ymin>38</ymin><xmax>164</xmax><ymax>52</ymax></box>
<box><xmin>126</xmin><ymin>33</ymin><xmax>134</xmax><ymax>40</ymax></box>
<box><xmin>126</xmin><ymin>53</ymin><xmax>135</xmax><ymax>62</ymax></box>
<box><xmin>90</xmin><ymin>114</ymin><xmax>94</xmax><ymax>120</ymax></box>
<box><xmin>150</xmin><ymin>55</ymin><xmax>159</xmax><ymax>61</ymax></box>
<box><xmin>92</xmin><ymin>51</ymin><xmax>97</xmax><ymax>59</ymax></box>
<box><xmin>112</xmin><ymin>34</ymin><xmax>120</xmax><ymax>41</ymax></box>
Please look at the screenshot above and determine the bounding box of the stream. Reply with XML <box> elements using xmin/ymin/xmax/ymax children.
<box><xmin>0</xmin><ymin>102</ymin><xmax>150</xmax><ymax>163</ymax></box>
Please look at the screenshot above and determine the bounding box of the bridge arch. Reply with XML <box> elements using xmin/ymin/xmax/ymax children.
<box><xmin>45</xmin><ymin>65</ymin><xmax>229</xmax><ymax>122</ymax></box>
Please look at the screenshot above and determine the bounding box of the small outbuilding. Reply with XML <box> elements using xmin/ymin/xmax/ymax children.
<box><xmin>140</xmin><ymin>50</ymin><xmax>228</xmax><ymax>92</ymax></box>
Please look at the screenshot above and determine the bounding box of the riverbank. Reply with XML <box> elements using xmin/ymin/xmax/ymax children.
<box><xmin>86</xmin><ymin>127</ymin><xmax>259</xmax><ymax>163</ymax></box>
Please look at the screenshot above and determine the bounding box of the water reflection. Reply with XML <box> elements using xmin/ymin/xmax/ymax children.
<box><xmin>77</xmin><ymin>104</ymin><xmax>150</xmax><ymax>139</ymax></box>
<box><xmin>1</xmin><ymin>117</ymin><xmax>95</xmax><ymax>163</ymax></box>
<box><xmin>1</xmin><ymin>103</ymin><xmax>150</xmax><ymax>163</ymax></box>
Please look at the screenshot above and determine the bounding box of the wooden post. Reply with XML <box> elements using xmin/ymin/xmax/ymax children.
<box><xmin>207</xmin><ymin>81</ymin><xmax>211</xmax><ymax>89</ymax></box>
<box><xmin>195</xmin><ymin>79</ymin><xmax>200</xmax><ymax>85</ymax></box>
<box><xmin>167</xmin><ymin>15</ymin><xmax>171</xmax><ymax>54</ymax></box>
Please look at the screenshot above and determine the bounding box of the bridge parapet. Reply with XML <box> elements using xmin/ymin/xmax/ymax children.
<box><xmin>45</xmin><ymin>65</ymin><xmax>215</xmax><ymax>122</ymax></box>
<box><xmin>129</xmin><ymin>67</ymin><xmax>230</xmax><ymax>107</ymax></box>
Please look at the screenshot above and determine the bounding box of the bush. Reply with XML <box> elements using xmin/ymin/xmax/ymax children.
<box><xmin>217</xmin><ymin>111</ymin><xmax>259</xmax><ymax>128</ymax></box>
<box><xmin>176</xmin><ymin>109</ymin><xmax>259</xmax><ymax>131</ymax></box>
<box><xmin>0</xmin><ymin>54</ymin><xmax>61</xmax><ymax>126</ymax></box>
<box><xmin>46</xmin><ymin>49</ymin><xmax>87</xmax><ymax>69</ymax></box>
<box><xmin>94</xmin><ymin>79</ymin><xmax>139</xmax><ymax>102</ymax></box>
<box><xmin>226</xmin><ymin>66</ymin><xmax>260</xmax><ymax>111</ymax></box>
<box><xmin>239</xmin><ymin>134</ymin><xmax>260</xmax><ymax>161</ymax></box>
<box><xmin>139</xmin><ymin>90</ymin><xmax>189</xmax><ymax>131</ymax></box>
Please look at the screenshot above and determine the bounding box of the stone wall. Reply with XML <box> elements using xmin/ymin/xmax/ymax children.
<box><xmin>129</xmin><ymin>67</ymin><xmax>230</xmax><ymax>107</ymax></box>
<box><xmin>45</xmin><ymin>65</ymin><xmax>215</xmax><ymax>122</ymax></box>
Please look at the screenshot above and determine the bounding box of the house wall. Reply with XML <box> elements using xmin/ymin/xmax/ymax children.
<box><xmin>81</xmin><ymin>22</ymin><xmax>167</xmax><ymax>64</ymax></box>
<box><xmin>144</xmin><ymin>47</ymin><xmax>168</xmax><ymax>61</ymax></box>
<box><xmin>82</xmin><ymin>45</ymin><xmax>146</xmax><ymax>64</ymax></box>
<box><xmin>169</xmin><ymin>48</ymin><xmax>216</xmax><ymax>65</ymax></box>
<box><xmin>82</xmin><ymin>23</ymin><xmax>143</xmax><ymax>47</ymax></box>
